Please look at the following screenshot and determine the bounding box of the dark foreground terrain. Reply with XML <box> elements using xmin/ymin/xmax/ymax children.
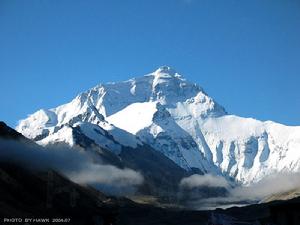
<box><xmin>0</xmin><ymin>122</ymin><xmax>300</xmax><ymax>225</ymax></box>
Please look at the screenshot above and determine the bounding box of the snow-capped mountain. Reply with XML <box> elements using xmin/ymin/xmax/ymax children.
<box><xmin>17</xmin><ymin>66</ymin><xmax>300</xmax><ymax>185</ymax></box>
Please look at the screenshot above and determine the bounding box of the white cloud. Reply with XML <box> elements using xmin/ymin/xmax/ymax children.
<box><xmin>68</xmin><ymin>164</ymin><xmax>143</xmax><ymax>187</ymax></box>
<box><xmin>231</xmin><ymin>172</ymin><xmax>300</xmax><ymax>200</ymax></box>
<box><xmin>0</xmin><ymin>139</ymin><xmax>143</xmax><ymax>194</ymax></box>
<box><xmin>180</xmin><ymin>174</ymin><xmax>230</xmax><ymax>188</ymax></box>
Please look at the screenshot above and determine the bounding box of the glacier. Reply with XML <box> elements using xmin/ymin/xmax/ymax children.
<box><xmin>16</xmin><ymin>66</ymin><xmax>300</xmax><ymax>185</ymax></box>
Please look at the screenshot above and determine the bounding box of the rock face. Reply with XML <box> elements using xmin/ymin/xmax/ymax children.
<box><xmin>17</xmin><ymin>66</ymin><xmax>300</xmax><ymax>185</ymax></box>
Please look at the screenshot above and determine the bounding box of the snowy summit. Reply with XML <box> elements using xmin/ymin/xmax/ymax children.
<box><xmin>17</xmin><ymin>66</ymin><xmax>300</xmax><ymax>185</ymax></box>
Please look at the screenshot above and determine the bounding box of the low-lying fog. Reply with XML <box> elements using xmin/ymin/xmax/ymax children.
<box><xmin>1</xmin><ymin>139</ymin><xmax>300</xmax><ymax>210</ymax></box>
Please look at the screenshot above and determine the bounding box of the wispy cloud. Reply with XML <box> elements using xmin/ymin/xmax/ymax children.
<box><xmin>0</xmin><ymin>139</ymin><xmax>143</xmax><ymax>195</ymax></box>
<box><xmin>180</xmin><ymin>172</ymin><xmax>300</xmax><ymax>209</ymax></box>
<box><xmin>232</xmin><ymin>172</ymin><xmax>300</xmax><ymax>200</ymax></box>
<box><xmin>180</xmin><ymin>174</ymin><xmax>230</xmax><ymax>188</ymax></box>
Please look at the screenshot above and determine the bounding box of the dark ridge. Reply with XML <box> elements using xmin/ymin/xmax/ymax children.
<box><xmin>0</xmin><ymin>121</ymin><xmax>24</xmax><ymax>140</ymax></box>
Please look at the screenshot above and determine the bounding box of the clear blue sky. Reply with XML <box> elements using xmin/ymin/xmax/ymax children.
<box><xmin>1</xmin><ymin>0</ymin><xmax>299</xmax><ymax>127</ymax></box>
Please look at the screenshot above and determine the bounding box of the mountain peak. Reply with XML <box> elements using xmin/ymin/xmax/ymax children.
<box><xmin>16</xmin><ymin>67</ymin><xmax>300</xmax><ymax>185</ymax></box>
<box><xmin>153</xmin><ymin>66</ymin><xmax>180</xmax><ymax>78</ymax></box>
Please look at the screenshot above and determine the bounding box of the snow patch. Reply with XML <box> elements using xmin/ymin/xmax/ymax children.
<box><xmin>107</xmin><ymin>102</ymin><xmax>158</xmax><ymax>134</ymax></box>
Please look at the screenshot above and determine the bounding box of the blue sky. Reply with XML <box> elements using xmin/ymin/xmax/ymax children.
<box><xmin>0</xmin><ymin>0</ymin><xmax>299</xmax><ymax>127</ymax></box>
